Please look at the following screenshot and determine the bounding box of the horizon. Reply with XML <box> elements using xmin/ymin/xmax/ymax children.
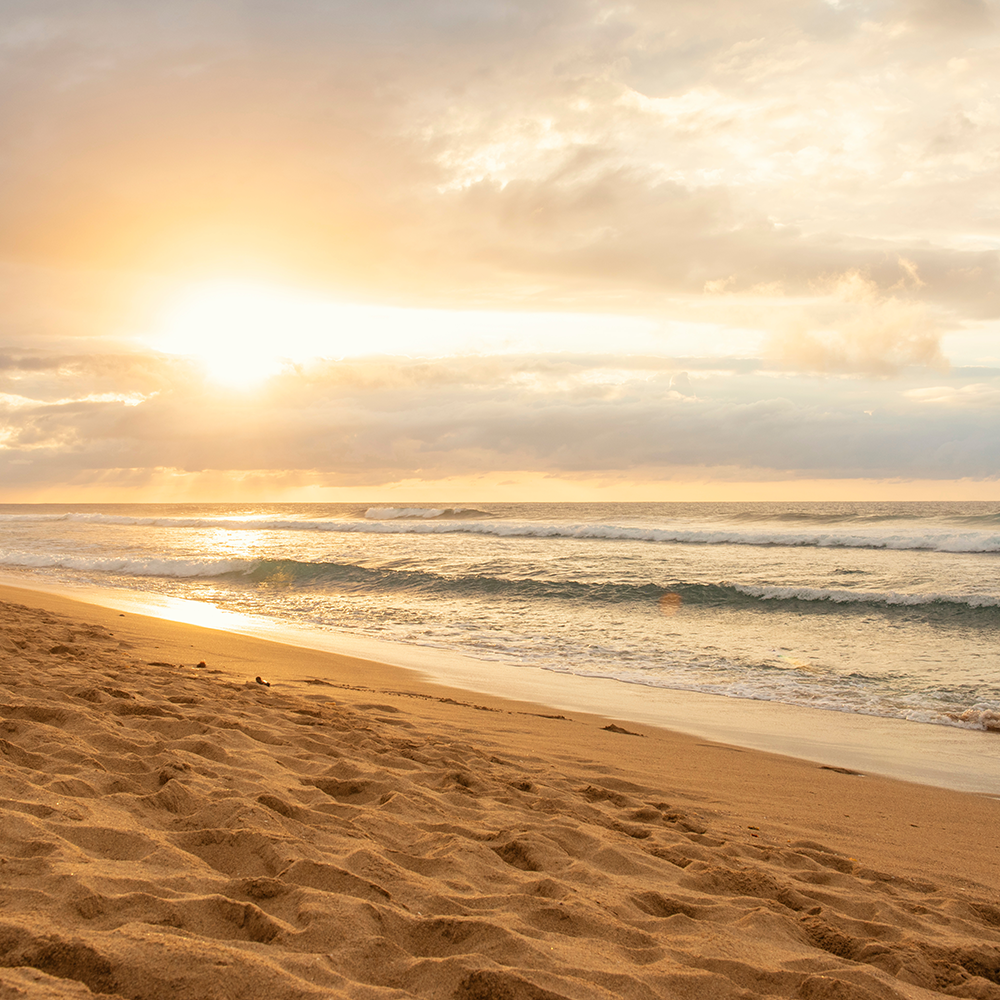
<box><xmin>2</xmin><ymin>493</ymin><xmax>999</xmax><ymax>506</ymax></box>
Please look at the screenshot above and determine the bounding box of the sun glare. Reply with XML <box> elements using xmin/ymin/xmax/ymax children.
<box><xmin>147</xmin><ymin>279</ymin><xmax>670</xmax><ymax>387</ymax></box>
<box><xmin>150</xmin><ymin>282</ymin><xmax>334</xmax><ymax>387</ymax></box>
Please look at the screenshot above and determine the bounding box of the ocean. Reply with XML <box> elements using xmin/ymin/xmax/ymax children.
<box><xmin>2</xmin><ymin>501</ymin><xmax>999</xmax><ymax>743</ymax></box>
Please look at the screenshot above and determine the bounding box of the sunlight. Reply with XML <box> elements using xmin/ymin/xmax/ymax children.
<box><xmin>147</xmin><ymin>279</ymin><xmax>669</xmax><ymax>386</ymax></box>
<box><xmin>149</xmin><ymin>281</ymin><xmax>335</xmax><ymax>387</ymax></box>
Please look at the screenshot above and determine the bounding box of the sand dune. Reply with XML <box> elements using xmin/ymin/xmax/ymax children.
<box><xmin>2</xmin><ymin>593</ymin><xmax>1000</xmax><ymax>1000</ymax></box>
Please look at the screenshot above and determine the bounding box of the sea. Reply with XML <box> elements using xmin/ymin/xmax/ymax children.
<box><xmin>3</xmin><ymin>501</ymin><xmax>1000</xmax><ymax>785</ymax></box>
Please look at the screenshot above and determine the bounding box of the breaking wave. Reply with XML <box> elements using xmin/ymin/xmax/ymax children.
<box><xmin>0</xmin><ymin>551</ymin><xmax>251</xmax><ymax>577</ymax></box>
<box><xmin>0</xmin><ymin>510</ymin><xmax>998</xmax><ymax>552</ymax></box>
<box><xmin>8</xmin><ymin>548</ymin><xmax>995</xmax><ymax>618</ymax></box>
<box><xmin>363</xmin><ymin>507</ymin><xmax>493</xmax><ymax>520</ymax></box>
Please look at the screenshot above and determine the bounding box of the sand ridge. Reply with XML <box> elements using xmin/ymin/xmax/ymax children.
<box><xmin>1</xmin><ymin>596</ymin><xmax>1000</xmax><ymax>999</ymax></box>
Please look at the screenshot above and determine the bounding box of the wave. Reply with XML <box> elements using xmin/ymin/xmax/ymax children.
<box><xmin>7</xmin><ymin>544</ymin><xmax>998</xmax><ymax>734</ymax></box>
<box><xmin>727</xmin><ymin>509</ymin><xmax>1000</xmax><ymax>528</ymax></box>
<box><xmin>241</xmin><ymin>563</ymin><xmax>1000</xmax><ymax>613</ymax></box>
<box><xmin>0</xmin><ymin>552</ymin><xmax>252</xmax><ymax>577</ymax></box>
<box><xmin>364</xmin><ymin>506</ymin><xmax>493</xmax><ymax>520</ymax></box>
<box><xmin>4</xmin><ymin>549</ymin><xmax>999</xmax><ymax>614</ymax></box>
<box><xmin>2</xmin><ymin>510</ymin><xmax>999</xmax><ymax>553</ymax></box>
<box><xmin>730</xmin><ymin>583</ymin><xmax>1000</xmax><ymax>609</ymax></box>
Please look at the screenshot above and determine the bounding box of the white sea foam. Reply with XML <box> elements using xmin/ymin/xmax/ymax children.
<box><xmin>2</xmin><ymin>509</ymin><xmax>999</xmax><ymax>551</ymax></box>
<box><xmin>365</xmin><ymin>507</ymin><xmax>448</xmax><ymax>519</ymax></box>
<box><xmin>0</xmin><ymin>551</ymin><xmax>251</xmax><ymax>577</ymax></box>
<box><xmin>364</xmin><ymin>506</ymin><xmax>492</xmax><ymax>520</ymax></box>
<box><xmin>731</xmin><ymin>583</ymin><xmax>1000</xmax><ymax>608</ymax></box>
<box><xmin>944</xmin><ymin>706</ymin><xmax>1000</xmax><ymax>732</ymax></box>
<box><xmin>544</xmin><ymin>664</ymin><xmax>1000</xmax><ymax>732</ymax></box>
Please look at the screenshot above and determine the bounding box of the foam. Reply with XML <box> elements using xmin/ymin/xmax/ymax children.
<box><xmin>1</xmin><ymin>509</ymin><xmax>997</xmax><ymax>552</ymax></box>
<box><xmin>364</xmin><ymin>506</ymin><xmax>492</xmax><ymax>520</ymax></box>
<box><xmin>556</xmin><ymin>663</ymin><xmax>1000</xmax><ymax>733</ymax></box>
<box><xmin>731</xmin><ymin>582</ymin><xmax>1000</xmax><ymax>608</ymax></box>
<box><xmin>0</xmin><ymin>551</ymin><xmax>251</xmax><ymax>577</ymax></box>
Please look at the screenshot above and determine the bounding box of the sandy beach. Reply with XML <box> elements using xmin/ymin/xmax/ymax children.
<box><xmin>2</xmin><ymin>583</ymin><xmax>1000</xmax><ymax>1000</ymax></box>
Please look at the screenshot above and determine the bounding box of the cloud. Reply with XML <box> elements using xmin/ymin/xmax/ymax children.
<box><xmin>0</xmin><ymin>0</ymin><xmax>998</xmax><ymax>319</ymax></box>
<box><xmin>668</xmin><ymin>371</ymin><xmax>694</xmax><ymax>395</ymax></box>
<box><xmin>765</xmin><ymin>264</ymin><xmax>947</xmax><ymax>374</ymax></box>
<box><xmin>901</xmin><ymin>0</ymin><xmax>994</xmax><ymax>32</ymax></box>
<box><xmin>2</xmin><ymin>349</ymin><xmax>1000</xmax><ymax>490</ymax></box>
<box><xmin>904</xmin><ymin>382</ymin><xmax>1000</xmax><ymax>406</ymax></box>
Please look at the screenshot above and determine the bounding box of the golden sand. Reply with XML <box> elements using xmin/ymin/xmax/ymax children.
<box><xmin>1</xmin><ymin>584</ymin><xmax>999</xmax><ymax>999</ymax></box>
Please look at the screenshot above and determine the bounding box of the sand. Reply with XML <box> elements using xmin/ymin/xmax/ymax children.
<box><xmin>1</xmin><ymin>584</ymin><xmax>999</xmax><ymax>1000</ymax></box>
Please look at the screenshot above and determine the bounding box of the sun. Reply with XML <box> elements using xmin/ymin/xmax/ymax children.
<box><xmin>149</xmin><ymin>279</ymin><xmax>446</xmax><ymax>386</ymax></box>
<box><xmin>149</xmin><ymin>281</ymin><xmax>339</xmax><ymax>387</ymax></box>
<box><xmin>147</xmin><ymin>278</ymin><xmax>669</xmax><ymax>387</ymax></box>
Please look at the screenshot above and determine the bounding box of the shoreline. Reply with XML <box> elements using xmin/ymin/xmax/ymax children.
<box><xmin>3</xmin><ymin>578</ymin><xmax>999</xmax><ymax>796</ymax></box>
<box><xmin>4</xmin><ymin>580</ymin><xmax>1000</xmax><ymax>862</ymax></box>
<box><xmin>3</xmin><ymin>583</ymin><xmax>1000</xmax><ymax>998</ymax></box>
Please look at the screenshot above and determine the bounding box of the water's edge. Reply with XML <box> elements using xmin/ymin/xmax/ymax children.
<box><xmin>7</xmin><ymin>574</ymin><xmax>999</xmax><ymax>797</ymax></box>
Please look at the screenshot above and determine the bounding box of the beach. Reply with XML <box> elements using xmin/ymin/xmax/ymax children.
<box><xmin>6</xmin><ymin>0</ymin><xmax>1000</xmax><ymax>993</ymax></box>
<box><xmin>2</xmin><ymin>583</ymin><xmax>1000</xmax><ymax>1000</ymax></box>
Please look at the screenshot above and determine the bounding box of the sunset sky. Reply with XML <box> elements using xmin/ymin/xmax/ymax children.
<box><xmin>1</xmin><ymin>0</ymin><xmax>998</xmax><ymax>501</ymax></box>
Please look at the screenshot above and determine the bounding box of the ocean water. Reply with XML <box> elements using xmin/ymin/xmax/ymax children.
<box><xmin>2</xmin><ymin>501</ymin><xmax>999</xmax><ymax>735</ymax></box>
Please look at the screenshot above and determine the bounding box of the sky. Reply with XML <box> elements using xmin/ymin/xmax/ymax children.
<box><xmin>1</xmin><ymin>0</ymin><xmax>998</xmax><ymax>502</ymax></box>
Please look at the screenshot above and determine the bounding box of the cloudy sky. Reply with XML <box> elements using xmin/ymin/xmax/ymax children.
<box><xmin>1</xmin><ymin>0</ymin><xmax>998</xmax><ymax>501</ymax></box>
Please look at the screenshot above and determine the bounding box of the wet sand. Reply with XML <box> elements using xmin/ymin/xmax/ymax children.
<box><xmin>2</xmin><ymin>583</ymin><xmax>999</xmax><ymax>999</ymax></box>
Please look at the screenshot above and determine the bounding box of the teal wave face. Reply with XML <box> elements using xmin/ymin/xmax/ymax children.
<box><xmin>231</xmin><ymin>559</ymin><xmax>1000</xmax><ymax>622</ymax></box>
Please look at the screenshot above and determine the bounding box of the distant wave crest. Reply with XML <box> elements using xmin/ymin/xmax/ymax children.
<box><xmin>1</xmin><ymin>510</ymin><xmax>998</xmax><ymax>552</ymax></box>
<box><xmin>363</xmin><ymin>506</ymin><xmax>493</xmax><ymax>520</ymax></box>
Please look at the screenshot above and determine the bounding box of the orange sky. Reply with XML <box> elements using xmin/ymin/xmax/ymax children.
<box><xmin>1</xmin><ymin>0</ymin><xmax>999</xmax><ymax>501</ymax></box>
